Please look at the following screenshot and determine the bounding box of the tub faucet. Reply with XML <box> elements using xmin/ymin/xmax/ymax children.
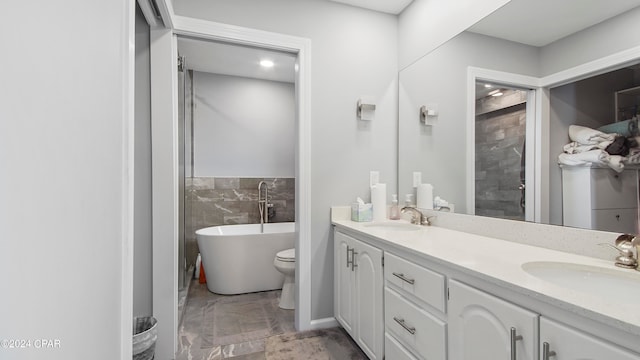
<box><xmin>400</xmin><ymin>206</ymin><xmax>431</xmax><ymax>226</ymax></box>
<box><xmin>258</xmin><ymin>181</ymin><xmax>269</xmax><ymax>233</ymax></box>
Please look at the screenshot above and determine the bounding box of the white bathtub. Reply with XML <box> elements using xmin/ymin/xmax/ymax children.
<box><xmin>196</xmin><ymin>222</ymin><xmax>295</xmax><ymax>295</ymax></box>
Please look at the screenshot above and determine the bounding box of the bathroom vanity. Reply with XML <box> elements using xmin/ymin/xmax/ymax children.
<box><xmin>332</xmin><ymin>209</ymin><xmax>640</xmax><ymax>360</ymax></box>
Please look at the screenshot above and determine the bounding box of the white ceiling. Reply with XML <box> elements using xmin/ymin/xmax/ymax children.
<box><xmin>328</xmin><ymin>0</ymin><xmax>414</xmax><ymax>14</ymax></box>
<box><xmin>468</xmin><ymin>0</ymin><xmax>640</xmax><ymax>47</ymax></box>
<box><xmin>177</xmin><ymin>0</ymin><xmax>640</xmax><ymax>82</ymax></box>
<box><xmin>177</xmin><ymin>37</ymin><xmax>297</xmax><ymax>83</ymax></box>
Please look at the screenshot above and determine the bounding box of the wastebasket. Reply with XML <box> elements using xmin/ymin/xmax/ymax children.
<box><xmin>133</xmin><ymin>316</ymin><xmax>157</xmax><ymax>360</ymax></box>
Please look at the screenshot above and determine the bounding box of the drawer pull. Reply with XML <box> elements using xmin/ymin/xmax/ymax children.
<box><xmin>542</xmin><ymin>342</ymin><xmax>556</xmax><ymax>360</ymax></box>
<box><xmin>351</xmin><ymin>251</ymin><xmax>358</xmax><ymax>271</ymax></box>
<box><xmin>392</xmin><ymin>272</ymin><xmax>415</xmax><ymax>285</ymax></box>
<box><xmin>393</xmin><ymin>317</ymin><xmax>416</xmax><ymax>335</ymax></box>
<box><xmin>510</xmin><ymin>327</ymin><xmax>523</xmax><ymax>360</ymax></box>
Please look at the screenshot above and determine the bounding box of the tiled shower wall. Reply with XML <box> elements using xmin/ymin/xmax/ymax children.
<box><xmin>185</xmin><ymin>177</ymin><xmax>295</xmax><ymax>267</ymax></box>
<box><xmin>475</xmin><ymin>89</ymin><xmax>526</xmax><ymax>220</ymax></box>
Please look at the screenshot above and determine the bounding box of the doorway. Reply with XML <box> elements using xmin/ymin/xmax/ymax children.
<box><xmin>466</xmin><ymin>68</ymin><xmax>537</xmax><ymax>222</ymax></box>
<box><xmin>474</xmin><ymin>81</ymin><xmax>530</xmax><ymax>220</ymax></box>
<box><xmin>150</xmin><ymin>22</ymin><xmax>312</xmax><ymax>358</ymax></box>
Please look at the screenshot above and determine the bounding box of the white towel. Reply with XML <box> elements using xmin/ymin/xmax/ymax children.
<box><xmin>568</xmin><ymin>125</ymin><xmax>617</xmax><ymax>145</ymax></box>
<box><xmin>558</xmin><ymin>150</ymin><xmax>625</xmax><ymax>172</ymax></box>
<box><xmin>562</xmin><ymin>140</ymin><xmax>613</xmax><ymax>154</ymax></box>
<box><xmin>608</xmin><ymin>155</ymin><xmax>625</xmax><ymax>172</ymax></box>
<box><xmin>558</xmin><ymin>149</ymin><xmax>606</xmax><ymax>165</ymax></box>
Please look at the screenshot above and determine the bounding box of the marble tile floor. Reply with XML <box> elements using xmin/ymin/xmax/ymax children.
<box><xmin>176</xmin><ymin>279</ymin><xmax>366</xmax><ymax>360</ymax></box>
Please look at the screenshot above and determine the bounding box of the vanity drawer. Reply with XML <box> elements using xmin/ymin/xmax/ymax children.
<box><xmin>591</xmin><ymin>208</ymin><xmax>638</xmax><ymax>233</ymax></box>
<box><xmin>385</xmin><ymin>333</ymin><xmax>419</xmax><ymax>360</ymax></box>
<box><xmin>384</xmin><ymin>252</ymin><xmax>446</xmax><ymax>313</ymax></box>
<box><xmin>385</xmin><ymin>287</ymin><xmax>447</xmax><ymax>360</ymax></box>
<box><xmin>591</xmin><ymin>169</ymin><xmax>637</xmax><ymax>209</ymax></box>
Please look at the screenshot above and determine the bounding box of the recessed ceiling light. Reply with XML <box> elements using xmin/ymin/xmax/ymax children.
<box><xmin>260</xmin><ymin>59</ymin><xmax>274</xmax><ymax>68</ymax></box>
<box><xmin>484</xmin><ymin>84</ymin><xmax>493</xmax><ymax>88</ymax></box>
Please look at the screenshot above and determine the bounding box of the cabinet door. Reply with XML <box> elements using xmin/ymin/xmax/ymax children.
<box><xmin>448</xmin><ymin>280</ymin><xmax>538</xmax><ymax>360</ymax></box>
<box><xmin>353</xmin><ymin>237</ymin><xmax>384</xmax><ymax>360</ymax></box>
<box><xmin>334</xmin><ymin>230</ymin><xmax>355</xmax><ymax>335</ymax></box>
<box><xmin>540</xmin><ymin>318</ymin><xmax>640</xmax><ymax>360</ymax></box>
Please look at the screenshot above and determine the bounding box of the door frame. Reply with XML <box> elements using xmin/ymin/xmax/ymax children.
<box><xmin>151</xmin><ymin>15</ymin><xmax>312</xmax><ymax>358</ymax></box>
<box><xmin>466</xmin><ymin>67</ymin><xmax>540</xmax><ymax>221</ymax></box>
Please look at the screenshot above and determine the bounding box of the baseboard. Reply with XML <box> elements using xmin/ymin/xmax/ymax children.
<box><xmin>308</xmin><ymin>317</ymin><xmax>339</xmax><ymax>330</ymax></box>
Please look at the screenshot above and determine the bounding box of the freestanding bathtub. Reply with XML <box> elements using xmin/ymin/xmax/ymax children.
<box><xmin>196</xmin><ymin>222</ymin><xmax>295</xmax><ymax>295</ymax></box>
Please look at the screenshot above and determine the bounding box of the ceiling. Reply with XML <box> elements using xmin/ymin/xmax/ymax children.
<box><xmin>177</xmin><ymin>37</ymin><xmax>297</xmax><ymax>83</ymax></box>
<box><xmin>328</xmin><ymin>0</ymin><xmax>414</xmax><ymax>14</ymax></box>
<box><xmin>468</xmin><ymin>0</ymin><xmax>640</xmax><ymax>47</ymax></box>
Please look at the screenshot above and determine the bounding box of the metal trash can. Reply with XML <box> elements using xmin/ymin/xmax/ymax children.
<box><xmin>133</xmin><ymin>316</ymin><xmax>157</xmax><ymax>360</ymax></box>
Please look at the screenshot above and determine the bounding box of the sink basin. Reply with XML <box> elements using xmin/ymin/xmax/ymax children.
<box><xmin>521</xmin><ymin>261</ymin><xmax>640</xmax><ymax>301</ymax></box>
<box><xmin>363</xmin><ymin>222</ymin><xmax>422</xmax><ymax>231</ymax></box>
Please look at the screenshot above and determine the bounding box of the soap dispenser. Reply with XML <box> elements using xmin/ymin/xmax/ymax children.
<box><xmin>389</xmin><ymin>194</ymin><xmax>400</xmax><ymax>220</ymax></box>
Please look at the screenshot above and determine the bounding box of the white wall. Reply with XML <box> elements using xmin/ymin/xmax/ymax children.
<box><xmin>173</xmin><ymin>0</ymin><xmax>398</xmax><ymax>321</ymax></box>
<box><xmin>0</xmin><ymin>1</ymin><xmax>133</xmax><ymax>359</ymax></box>
<box><xmin>398</xmin><ymin>0</ymin><xmax>509</xmax><ymax>69</ymax></box>
<box><xmin>135</xmin><ymin>5</ymin><xmax>153</xmax><ymax>317</ymax></box>
<box><xmin>541</xmin><ymin>6</ymin><xmax>640</xmax><ymax>77</ymax></box>
<box><xmin>193</xmin><ymin>72</ymin><xmax>295</xmax><ymax>177</ymax></box>
<box><xmin>398</xmin><ymin>31</ymin><xmax>539</xmax><ymax>214</ymax></box>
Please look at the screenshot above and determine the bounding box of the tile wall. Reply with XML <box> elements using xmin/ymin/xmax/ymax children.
<box><xmin>185</xmin><ymin>177</ymin><xmax>295</xmax><ymax>267</ymax></box>
<box><xmin>475</xmin><ymin>89</ymin><xmax>527</xmax><ymax>220</ymax></box>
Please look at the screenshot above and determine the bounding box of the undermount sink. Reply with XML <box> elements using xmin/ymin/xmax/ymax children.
<box><xmin>521</xmin><ymin>261</ymin><xmax>640</xmax><ymax>301</ymax></box>
<box><xmin>363</xmin><ymin>222</ymin><xmax>422</xmax><ymax>231</ymax></box>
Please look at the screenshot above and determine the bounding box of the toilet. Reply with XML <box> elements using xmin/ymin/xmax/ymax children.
<box><xmin>273</xmin><ymin>248</ymin><xmax>295</xmax><ymax>309</ymax></box>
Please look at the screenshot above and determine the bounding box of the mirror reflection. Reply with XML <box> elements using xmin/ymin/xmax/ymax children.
<box><xmin>474</xmin><ymin>83</ymin><xmax>529</xmax><ymax>221</ymax></box>
<box><xmin>398</xmin><ymin>0</ymin><xmax>640</xmax><ymax>233</ymax></box>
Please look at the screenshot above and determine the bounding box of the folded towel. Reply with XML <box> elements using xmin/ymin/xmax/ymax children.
<box><xmin>558</xmin><ymin>150</ymin><xmax>624</xmax><ymax>172</ymax></box>
<box><xmin>558</xmin><ymin>149</ymin><xmax>607</xmax><ymax>165</ymax></box>
<box><xmin>562</xmin><ymin>140</ymin><xmax>612</xmax><ymax>154</ymax></box>
<box><xmin>568</xmin><ymin>125</ymin><xmax>617</xmax><ymax>145</ymax></box>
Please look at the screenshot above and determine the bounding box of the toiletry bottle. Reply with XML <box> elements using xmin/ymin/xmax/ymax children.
<box><xmin>405</xmin><ymin>194</ymin><xmax>414</xmax><ymax>207</ymax></box>
<box><xmin>389</xmin><ymin>194</ymin><xmax>400</xmax><ymax>220</ymax></box>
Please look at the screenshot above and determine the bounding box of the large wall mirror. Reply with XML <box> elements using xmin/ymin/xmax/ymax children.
<box><xmin>398</xmin><ymin>0</ymin><xmax>640</xmax><ymax>233</ymax></box>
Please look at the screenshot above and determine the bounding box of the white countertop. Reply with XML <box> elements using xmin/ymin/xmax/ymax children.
<box><xmin>332</xmin><ymin>216</ymin><xmax>640</xmax><ymax>336</ymax></box>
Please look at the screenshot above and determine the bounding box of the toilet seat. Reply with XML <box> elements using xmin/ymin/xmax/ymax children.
<box><xmin>276</xmin><ymin>248</ymin><xmax>295</xmax><ymax>262</ymax></box>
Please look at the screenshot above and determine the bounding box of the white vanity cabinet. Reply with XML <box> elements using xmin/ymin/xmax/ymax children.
<box><xmin>333</xmin><ymin>229</ymin><xmax>384</xmax><ymax>360</ymax></box>
<box><xmin>540</xmin><ymin>318</ymin><xmax>640</xmax><ymax>360</ymax></box>
<box><xmin>383</xmin><ymin>252</ymin><xmax>447</xmax><ymax>360</ymax></box>
<box><xmin>561</xmin><ymin>167</ymin><xmax>638</xmax><ymax>233</ymax></box>
<box><xmin>448</xmin><ymin>280</ymin><xmax>539</xmax><ymax>360</ymax></box>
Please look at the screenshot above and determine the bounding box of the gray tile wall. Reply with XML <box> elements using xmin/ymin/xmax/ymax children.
<box><xmin>475</xmin><ymin>89</ymin><xmax>526</xmax><ymax>220</ymax></box>
<box><xmin>185</xmin><ymin>177</ymin><xmax>295</xmax><ymax>267</ymax></box>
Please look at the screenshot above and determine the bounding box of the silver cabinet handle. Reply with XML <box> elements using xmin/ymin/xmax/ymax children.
<box><xmin>392</xmin><ymin>272</ymin><xmax>415</xmax><ymax>285</ymax></box>
<box><xmin>393</xmin><ymin>317</ymin><xmax>416</xmax><ymax>335</ymax></box>
<box><xmin>346</xmin><ymin>246</ymin><xmax>353</xmax><ymax>268</ymax></box>
<box><xmin>510</xmin><ymin>327</ymin><xmax>523</xmax><ymax>360</ymax></box>
<box><xmin>351</xmin><ymin>251</ymin><xmax>358</xmax><ymax>271</ymax></box>
<box><xmin>543</xmin><ymin>342</ymin><xmax>556</xmax><ymax>360</ymax></box>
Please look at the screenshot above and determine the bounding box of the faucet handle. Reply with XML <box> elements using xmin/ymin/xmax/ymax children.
<box><xmin>598</xmin><ymin>243</ymin><xmax>638</xmax><ymax>269</ymax></box>
<box><xmin>615</xmin><ymin>233</ymin><xmax>636</xmax><ymax>247</ymax></box>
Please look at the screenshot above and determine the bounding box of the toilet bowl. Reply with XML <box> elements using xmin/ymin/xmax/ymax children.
<box><xmin>273</xmin><ymin>248</ymin><xmax>295</xmax><ymax>309</ymax></box>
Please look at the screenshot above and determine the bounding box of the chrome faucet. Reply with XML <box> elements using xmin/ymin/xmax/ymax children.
<box><xmin>400</xmin><ymin>206</ymin><xmax>432</xmax><ymax>226</ymax></box>
<box><xmin>599</xmin><ymin>234</ymin><xmax>640</xmax><ymax>269</ymax></box>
